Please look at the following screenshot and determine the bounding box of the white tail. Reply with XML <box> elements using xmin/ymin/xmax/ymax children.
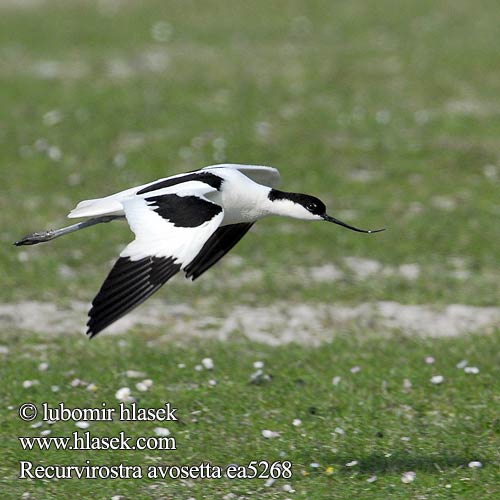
<box><xmin>68</xmin><ymin>198</ymin><xmax>125</xmax><ymax>218</ymax></box>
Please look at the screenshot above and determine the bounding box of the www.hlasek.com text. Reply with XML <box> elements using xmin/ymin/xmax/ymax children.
<box><xmin>19</xmin><ymin>430</ymin><xmax>176</xmax><ymax>452</ymax></box>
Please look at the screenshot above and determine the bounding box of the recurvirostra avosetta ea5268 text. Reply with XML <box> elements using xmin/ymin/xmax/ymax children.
<box><xmin>15</xmin><ymin>164</ymin><xmax>384</xmax><ymax>337</ymax></box>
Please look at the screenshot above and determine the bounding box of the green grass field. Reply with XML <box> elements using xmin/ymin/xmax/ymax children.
<box><xmin>1</xmin><ymin>0</ymin><xmax>499</xmax><ymax>498</ymax></box>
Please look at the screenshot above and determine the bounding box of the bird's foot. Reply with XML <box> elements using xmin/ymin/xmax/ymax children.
<box><xmin>14</xmin><ymin>230</ymin><xmax>57</xmax><ymax>246</ymax></box>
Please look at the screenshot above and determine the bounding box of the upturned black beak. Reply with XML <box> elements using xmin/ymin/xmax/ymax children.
<box><xmin>322</xmin><ymin>214</ymin><xmax>385</xmax><ymax>234</ymax></box>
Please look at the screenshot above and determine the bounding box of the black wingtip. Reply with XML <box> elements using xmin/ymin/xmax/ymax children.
<box><xmin>86</xmin><ymin>326</ymin><xmax>99</xmax><ymax>339</ymax></box>
<box><xmin>85</xmin><ymin>255</ymin><xmax>181</xmax><ymax>337</ymax></box>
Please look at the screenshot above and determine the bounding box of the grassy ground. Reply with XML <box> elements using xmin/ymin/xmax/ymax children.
<box><xmin>2</xmin><ymin>329</ymin><xmax>500</xmax><ymax>499</ymax></box>
<box><xmin>1</xmin><ymin>0</ymin><xmax>499</xmax><ymax>498</ymax></box>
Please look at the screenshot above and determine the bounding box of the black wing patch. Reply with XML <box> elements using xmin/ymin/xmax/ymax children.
<box><xmin>87</xmin><ymin>256</ymin><xmax>181</xmax><ymax>338</ymax></box>
<box><xmin>146</xmin><ymin>194</ymin><xmax>222</xmax><ymax>227</ymax></box>
<box><xmin>137</xmin><ymin>172</ymin><xmax>223</xmax><ymax>195</ymax></box>
<box><xmin>184</xmin><ymin>223</ymin><xmax>254</xmax><ymax>281</ymax></box>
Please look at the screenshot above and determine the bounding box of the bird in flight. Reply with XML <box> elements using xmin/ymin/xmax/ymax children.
<box><xmin>15</xmin><ymin>164</ymin><xmax>384</xmax><ymax>337</ymax></box>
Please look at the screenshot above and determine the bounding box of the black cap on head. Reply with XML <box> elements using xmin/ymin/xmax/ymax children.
<box><xmin>269</xmin><ymin>190</ymin><xmax>326</xmax><ymax>215</ymax></box>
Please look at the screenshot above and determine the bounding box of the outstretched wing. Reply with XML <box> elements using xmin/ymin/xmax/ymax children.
<box><xmin>202</xmin><ymin>164</ymin><xmax>281</xmax><ymax>188</ymax></box>
<box><xmin>184</xmin><ymin>222</ymin><xmax>254</xmax><ymax>280</ymax></box>
<box><xmin>87</xmin><ymin>187</ymin><xmax>224</xmax><ymax>337</ymax></box>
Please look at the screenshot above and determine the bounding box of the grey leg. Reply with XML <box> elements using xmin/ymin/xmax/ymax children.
<box><xmin>14</xmin><ymin>215</ymin><xmax>125</xmax><ymax>246</ymax></box>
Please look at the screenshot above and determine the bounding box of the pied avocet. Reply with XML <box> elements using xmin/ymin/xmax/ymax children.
<box><xmin>15</xmin><ymin>164</ymin><xmax>384</xmax><ymax>336</ymax></box>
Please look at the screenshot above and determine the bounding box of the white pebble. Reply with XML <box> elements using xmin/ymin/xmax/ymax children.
<box><xmin>67</xmin><ymin>172</ymin><xmax>81</xmax><ymax>186</ymax></box>
<box><xmin>483</xmin><ymin>164</ymin><xmax>498</xmax><ymax>179</ymax></box>
<box><xmin>264</xmin><ymin>477</ymin><xmax>276</xmax><ymax>487</ymax></box>
<box><xmin>51</xmin><ymin>385</ymin><xmax>60</xmax><ymax>392</ymax></box>
<box><xmin>401</xmin><ymin>471</ymin><xmax>416</xmax><ymax>483</ymax></box>
<box><xmin>17</xmin><ymin>251</ymin><xmax>29</xmax><ymax>263</ymax></box>
<box><xmin>350</xmin><ymin>366</ymin><xmax>361</xmax><ymax>373</ymax></box>
<box><xmin>151</xmin><ymin>21</ymin><xmax>173</xmax><ymax>42</ymax></box>
<box><xmin>334</xmin><ymin>427</ymin><xmax>345</xmax><ymax>435</ymax></box>
<box><xmin>253</xmin><ymin>361</ymin><xmax>264</xmax><ymax>369</ymax></box>
<box><xmin>212</xmin><ymin>137</ymin><xmax>226</xmax><ymax>151</ymax></box>
<box><xmin>70</xmin><ymin>378</ymin><xmax>85</xmax><ymax>387</ymax></box>
<box><xmin>136</xmin><ymin>382</ymin><xmax>149</xmax><ymax>392</ymax></box>
<box><xmin>282</xmin><ymin>484</ymin><xmax>295</xmax><ymax>492</ymax></box>
<box><xmin>48</xmin><ymin>146</ymin><xmax>62</xmax><ymax>161</ymax></box>
<box><xmin>22</xmin><ymin>380</ymin><xmax>39</xmax><ymax>388</ymax></box>
<box><xmin>332</xmin><ymin>376</ymin><xmax>342</xmax><ymax>386</ymax></box>
<box><xmin>403</xmin><ymin>378</ymin><xmax>412</xmax><ymax>389</ymax></box>
<box><xmin>468</xmin><ymin>461</ymin><xmax>482</xmax><ymax>468</ymax></box>
<box><xmin>262</xmin><ymin>429</ymin><xmax>279</xmax><ymax>439</ymax></box>
<box><xmin>208</xmin><ymin>379</ymin><xmax>217</xmax><ymax>386</ymax></box>
<box><xmin>34</xmin><ymin>138</ymin><xmax>48</xmax><ymax>151</ymax></box>
<box><xmin>115</xmin><ymin>387</ymin><xmax>133</xmax><ymax>402</ymax></box>
<box><xmin>154</xmin><ymin>427</ymin><xmax>170</xmax><ymax>437</ymax></box>
<box><xmin>430</xmin><ymin>375</ymin><xmax>444</xmax><ymax>384</ymax></box>
<box><xmin>135</xmin><ymin>379</ymin><xmax>153</xmax><ymax>392</ymax></box>
<box><xmin>43</xmin><ymin>109</ymin><xmax>63</xmax><ymax>126</ymax></box>
<box><xmin>367</xmin><ymin>475</ymin><xmax>378</xmax><ymax>483</ymax></box>
<box><xmin>201</xmin><ymin>358</ymin><xmax>214</xmax><ymax>370</ymax></box>
<box><xmin>464</xmin><ymin>366</ymin><xmax>479</xmax><ymax>374</ymax></box>
<box><xmin>40</xmin><ymin>429</ymin><xmax>51</xmax><ymax>436</ymax></box>
<box><xmin>125</xmin><ymin>370</ymin><xmax>146</xmax><ymax>378</ymax></box>
<box><xmin>113</xmin><ymin>153</ymin><xmax>127</xmax><ymax>168</ymax></box>
<box><xmin>75</xmin><ymin>421</ymin><xmax>89</xmax><ymax>429</ymax></box>
<box><xmin>38</xmin><ymin>362</ymin><xmax>49</xmax><ymax>371</ymax></box>
<box><xmin>456</xmin><ymin>359</ymin><xmax>468</xmax><ymax>369</ymax></box>
<box><xmin>346</xmin><ymin>460</ymin><xmax>358</xmax><ymax>467</ymax></box>
<box><xmin>249</xmin><ymin>369</ymin><xmax>271</xmax><ymax>383</ymax></box>
<box><xmin>292</xmin><ymin>418</ymin><xmax>302</xmax><ymax>427</ymax></box>
<box><xmin>425</xmin><ymin>356</ymin><xmax>435</xmax><ymax>364</ymax></box>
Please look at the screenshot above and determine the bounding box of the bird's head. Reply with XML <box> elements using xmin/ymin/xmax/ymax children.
<box><xmin>268</xmin><ymin>190</ymin><xmax>385</xmax><ymax>233</ymax></box>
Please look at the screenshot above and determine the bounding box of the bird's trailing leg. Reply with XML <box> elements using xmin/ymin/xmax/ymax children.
<box><xmin>14</xmin><ymin>215</ymin><xmax>125</xmax><ymax>246</ymax></box>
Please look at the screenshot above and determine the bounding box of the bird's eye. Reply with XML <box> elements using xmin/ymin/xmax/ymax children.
<box><xmin>306</xmin><ymin>202</ymin><xmax>317</xmax><ymax>211</ymax></box>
